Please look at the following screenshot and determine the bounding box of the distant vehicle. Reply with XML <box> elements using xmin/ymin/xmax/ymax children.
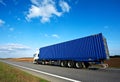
<box><xmin>33</xmin><ymin>33</ymin><xmax>109</xmax><ymax>68</ymax></box>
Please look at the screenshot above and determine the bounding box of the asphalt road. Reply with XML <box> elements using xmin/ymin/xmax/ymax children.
<box><xmin>0</xmin><ymin>60</ymin><xmax>120</xmax><ymax>82</ymax></box>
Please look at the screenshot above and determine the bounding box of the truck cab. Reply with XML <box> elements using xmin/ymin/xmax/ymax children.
<box><xmin>33</xmin><ymin>50</ymin><xmax>39</xmax><ymax>64</ymax></box>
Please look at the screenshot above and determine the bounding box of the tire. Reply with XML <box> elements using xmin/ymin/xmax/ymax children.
<box><xmin>67</xmin><ymin>61</ymin><xmax>75</xmax><ymax>68</ymax></box>
<box><xmin>60</xmin><ymin>61</ymin><xmax>64</xmax><ymax>67</ymax></box>
<box><xmin>75</xmin><ymin>62</ymin><xmax>83</xmax><ymax>69</ymax></box>
<box><xmin>33</xmin><ymin>60</ymin><xmax>36</xmax><ymax>64</ymax></box>
<box><xmin>33</xmin><ymin>60</ymin><xmax>38</xmax><ymax>64</ymax></box>
<box><xmin>84</xmin><ymin>62</ymin><xmax>90</xmax><ymax>68</ymax></box>
<box><xmin>60</xmin><ymin>61</ymin><xmax>67</xmax><ymax>67</ymax></box>
<box><xmin>42</xmin><ymin>61</ymin><xmax>45</xmax><ymax>65</ymax></box>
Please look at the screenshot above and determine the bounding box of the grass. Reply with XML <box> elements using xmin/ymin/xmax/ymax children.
<box><xmin>0</xmin><ymin>61</ymin><xmax>48</xmax><ymax>82</ymax></box>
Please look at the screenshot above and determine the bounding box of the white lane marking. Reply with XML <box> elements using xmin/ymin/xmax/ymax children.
<box><xmin>8</xmin><ymin>63</ymin><xmax>81</xmax><ymax>82</ymax></box>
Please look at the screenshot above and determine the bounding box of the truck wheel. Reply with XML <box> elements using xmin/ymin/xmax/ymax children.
<box><xmin>84</xmin><ymin>62</ymin><xmax>90</xmax><ymax>68</ymax></box>
<box><xmin>67</xmin><ymin>61</ymin><xmax>75</xmax><ymax>68</ymax></box>
<box><xmin>75</xmin><ymin>62</ymin><xmax>83</xmax><ymax>68</ymax></box>
<box><xmin>60</xmin><ymin>61</ymin><xmax>64</xmax><ymax>67</ymax></box>
<box><xmin>42</xmin><ymin>61</ymin><xmax>45</xmax><ymax>65</ymax></box>
<box><xmin>33</xmin><ymin>59</ymin><xmax>38</xmax><ymax>64</ymax></box>
<box><xmin>60</xmin><ymin>61</ymin><xmax>67</xmax><ymax>67</ymax></box>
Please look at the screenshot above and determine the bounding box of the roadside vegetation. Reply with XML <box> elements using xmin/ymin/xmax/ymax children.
<box><xmin>0</xmin><ymin>61</ymin><xmax>48</xmax><ymax>82</ymax></box>
<box><xmin>105</xmin><ymin>57</ymin><xmax>120</xmax><ymax>68</ymax></box>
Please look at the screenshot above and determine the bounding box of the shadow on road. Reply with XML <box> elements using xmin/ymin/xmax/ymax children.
<box><xmin>88</xmin><ymin>68</ymin><xmax>99</xmax><ymax>70</ymax></box>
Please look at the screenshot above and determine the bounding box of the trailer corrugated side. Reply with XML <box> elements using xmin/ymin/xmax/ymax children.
<box><xmin>39</xmin><ymin>33</ymin><xmax>109</xmax><ymax>62</ymax></box>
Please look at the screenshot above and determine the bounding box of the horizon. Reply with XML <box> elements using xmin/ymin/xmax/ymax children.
<box><xmin>0</xmin><ymin>0</ymin><xmax>120</xmax><ymax>58</ymax></box>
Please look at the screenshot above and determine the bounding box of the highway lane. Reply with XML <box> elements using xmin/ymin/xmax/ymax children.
<box><xmin>1</xmin><ymin>60</ymin><xmax>120</xmax><ymax>82</ymax></box>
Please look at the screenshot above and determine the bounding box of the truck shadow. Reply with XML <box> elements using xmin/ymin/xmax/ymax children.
<box><xmin>88</xmin><ymin>68</ymin><xmax>99</xmax><ymax>70</ymax></box>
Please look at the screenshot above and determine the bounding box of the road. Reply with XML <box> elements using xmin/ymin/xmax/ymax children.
<box><xmin>0</xmin><ymin>60</ymin><xmax>120</xmax><ymax>82</ymax></box>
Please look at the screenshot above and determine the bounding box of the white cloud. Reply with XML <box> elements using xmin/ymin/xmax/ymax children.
<box><xmin>0</xmin><ymin>0</ymin><xmax>6</xmax><ymax>6</ymax></box>
<box><xmin>26</xmin><ymin>0</ymin><xmax>70</xmax><ymax>23</ymax></box>
<box><xmin>0</xmin><ymin>43</ymin><xmax>32</xmax><ymax>58</ymax></box>
<box><xmin>31</xmin><ymin>0</ymin><xmax>40</xmax><ymax>6</ymax></box>
<box><xmin>0</xmin><ymin>19</ymin><xmax>5</xmax><ymax>26</ymax></box>
<box><xmin>109</xmin><ymin>49</ymin><xmax>120</xmax><ymax>55</ymax></box>
<box><xmin>59</xmin><ymin>0</ymin><xmax>70</xmax><ymax>12</ymax></box>
<box><xmin>0</xmin><ymin>43</ymin><xmax>31</xmax><ymax>52</ymax></box>
<box><xmin>52</xmin><ymin>34</ymin><xmax>60</xmax><ymax>39</ymax></box>
<box><xmin>44</xmin><ymin>34</ymin><xmax>60</xmax><ymax>39</ymax></box>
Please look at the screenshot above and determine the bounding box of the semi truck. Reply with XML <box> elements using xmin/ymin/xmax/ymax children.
<box><xmin>33</xmin><ymin>33</ymin><xmax>109</xmax><ymax>68</ymax></box>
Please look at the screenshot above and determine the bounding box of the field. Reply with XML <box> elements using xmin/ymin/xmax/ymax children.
<box><xmin>0</xmin><ymin>61</ymin><xmax>48</xmax><ymax>82</ymax></box>
<box><xmin>105</xmin><ymin>58</ymin><xmax>120</xmax><ymax>68</ymax></box>
<box><xmin>8</xmin><ymin>57</ymin><xmax>120</xmax><ymax>68</ymax></box>
<box><xmin>7</xmin><ymin>57</ymin><xmax>33</xmax><ymax>62</ymax></box>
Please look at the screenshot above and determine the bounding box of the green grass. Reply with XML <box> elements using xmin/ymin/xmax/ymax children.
<box><xmin>0</xmin><ymin>61</ymin><xmax>49</xmax><ymax>82</ymax></box>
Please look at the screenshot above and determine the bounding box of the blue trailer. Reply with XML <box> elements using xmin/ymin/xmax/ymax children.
<box><xmin>33</xmin><ymin>33</ymin><xmax>109</xmax><ymax>68</ymax></box>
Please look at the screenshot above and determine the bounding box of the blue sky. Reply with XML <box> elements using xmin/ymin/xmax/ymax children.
<box><xmin>0</xmin><ymin>0</ymin><xmax>120</xmax><ymax>58</ymax></box>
